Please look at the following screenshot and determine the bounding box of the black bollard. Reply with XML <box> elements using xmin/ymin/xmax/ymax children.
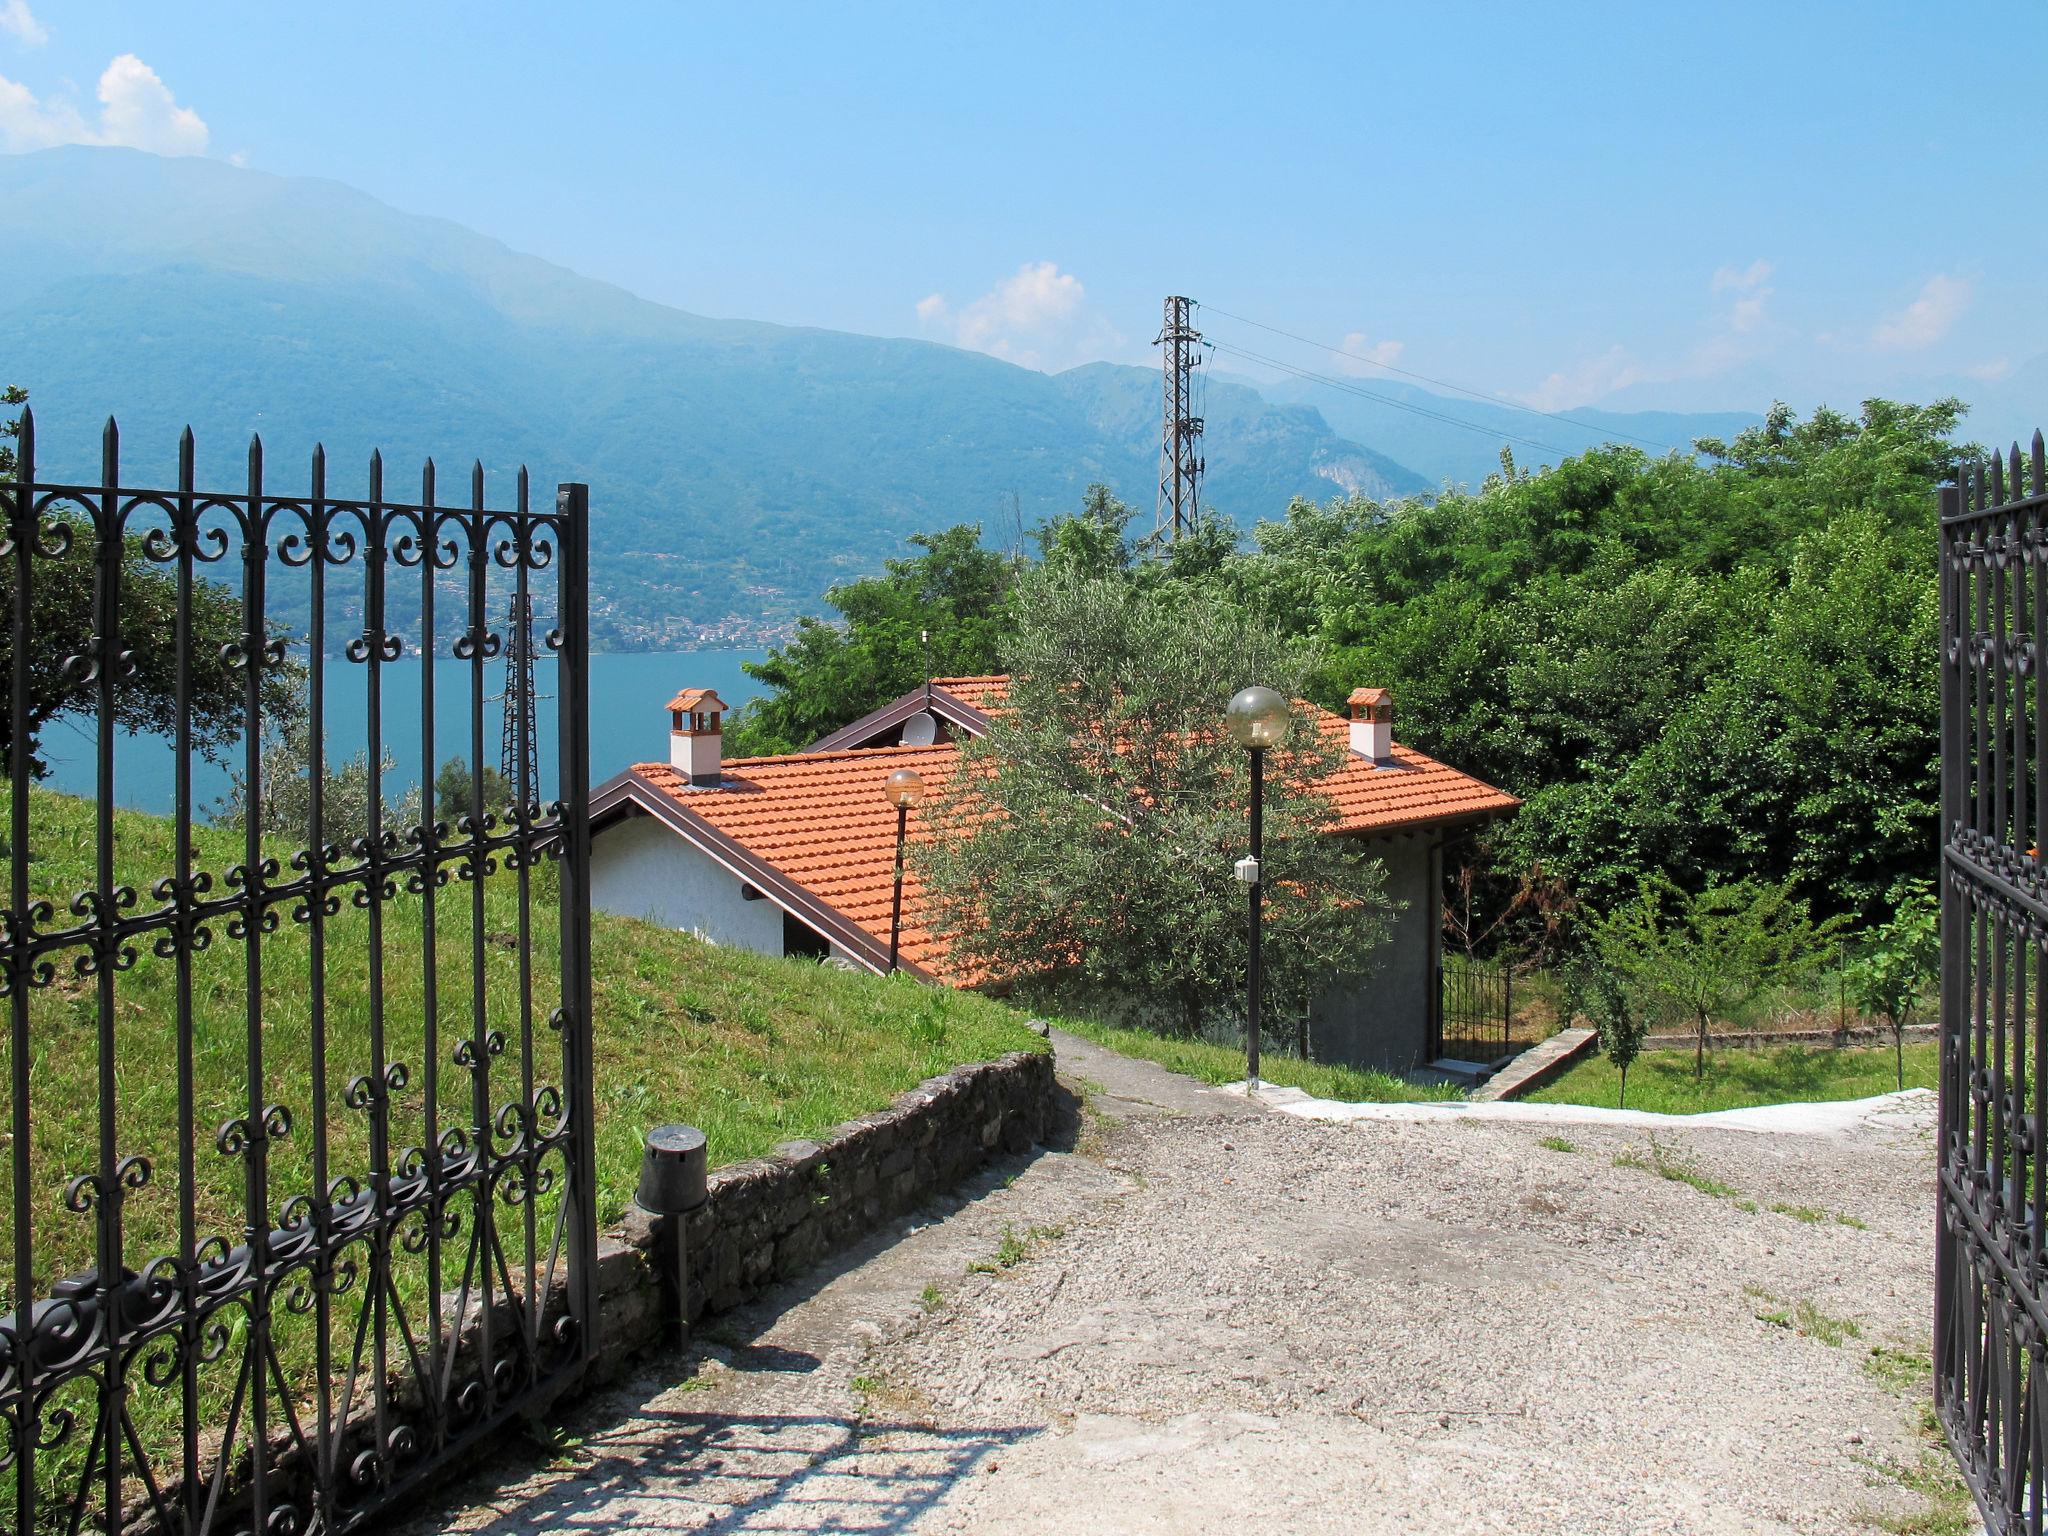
<box><xmin>635</xmin><ymin>1124</ymin><xmax>709</xmax><ymax>1341</ymax></box>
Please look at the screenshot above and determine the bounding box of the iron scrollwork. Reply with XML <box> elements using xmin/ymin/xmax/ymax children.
<box><xmin>0</xmin><ymin>415</ymin><xmax>596</xmax><ymax>1535</ymax></box>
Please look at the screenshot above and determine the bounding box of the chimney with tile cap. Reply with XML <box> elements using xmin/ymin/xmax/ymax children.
<box><xmin>1348</xmin><ymin>687</ymin><xmax>1393</xmax><ymax>763</ymax></box>
<box><xmin>667</xmin><ymin>688</ymin><xmax>728</xmax><ymax>787</ymax></box>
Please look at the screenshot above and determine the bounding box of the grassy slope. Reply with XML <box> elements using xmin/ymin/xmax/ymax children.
<box><xmin>1525</xmin><ymin>1040</ymin><xmax>1938</xmax><ymax>1114</ymax></box>
<box><xmin>2</xmin><ymin>786</ymin><xmax>1042</xmax><ymax>1502</ymax></box>
<box><xmin>1054</xmin><ymin>1016</ymin><xmax>1461</xmax><ymax>1103</ymax></box>
<box><xmin>5</xmin><ymin>787</ymin><xmax>1043</xmax><ymax>1292</ymax></box>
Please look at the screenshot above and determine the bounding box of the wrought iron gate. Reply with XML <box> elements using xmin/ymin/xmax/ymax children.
<box><xmin>1938</xmin><ymin>430</ymin><xmax>2048</xmax><ymax>1533</ymax></box>
<box><xmin>1437</xmin><ymin>951</ymin><xmax>1511</xmax><ymax>1065</ymax></box>
<box><xmin>0</xmin><ymin>413</ymin><xmax>596</xmax><ymax>1535</ymax></box>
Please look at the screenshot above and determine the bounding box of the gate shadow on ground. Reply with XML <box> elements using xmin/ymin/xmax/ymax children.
<box><xmin>453</xmin><ymin>1411</ymin><xmax>1036</xmax><ymax>1534</ymax></box>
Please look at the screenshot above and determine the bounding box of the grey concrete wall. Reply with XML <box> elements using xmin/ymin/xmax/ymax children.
<box><xmin>590</xmin><ymin>811</ymin><xmax>785</xmax><ymax>955</ymax></box>
<box><xmin>1309</xmin><ymin>837</ymin><xmax>1438</xmax><ymax>1074</ymax></box>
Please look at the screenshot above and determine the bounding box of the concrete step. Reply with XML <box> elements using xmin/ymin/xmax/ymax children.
<box><xmin>1470</xmin><ymin>1027</ymin><xmax>1598</xmax><ymax>1102</ymax></box>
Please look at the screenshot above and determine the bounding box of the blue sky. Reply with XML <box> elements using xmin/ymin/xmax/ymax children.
<box><xmin>3</xmin><ymin>1</ymin><xmax>2043</xmax><ymax>427</ymax></box>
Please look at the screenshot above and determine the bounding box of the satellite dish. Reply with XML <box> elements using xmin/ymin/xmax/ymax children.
<box><xmin>901</xmin><ymin>710</ymin><xmax>940</xmax><ymax>747</ymax></box>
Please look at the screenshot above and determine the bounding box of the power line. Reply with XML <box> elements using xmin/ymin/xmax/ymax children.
<box><xmin>1199</xmin><ymin>303</ymin><xmax>1687</xmax><ymax>455</ymax></box>
<box><xmin>1206</xmin><ymin>338</ymin><xmax>1579</xmax><ymax>460</ymax></box>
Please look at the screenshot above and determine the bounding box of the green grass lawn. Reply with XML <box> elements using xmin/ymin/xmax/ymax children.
<box><xmin>1054</xmin><ymin>1015</ymin><xmax>1462</xmax><ymax>1103</ymax></box>
<box><xmin>2</xmin><ymin>787</ymin><xmax>1044</xmax><ymax>1503</ymax></box>
<box><xmin>1524</xmin><ymin>1039</ymin><xmax>1937</xmax><ymax>1114</ymax></box>
<box><xmin>8</xmin><ymin>787</ymin><xmax>1046</xmax><ymax>1278</ymax></box>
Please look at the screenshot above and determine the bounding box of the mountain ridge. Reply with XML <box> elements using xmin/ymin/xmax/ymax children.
<box><xmin>0</xmin><ymin>146</ymin><xmax>1770</xmax><ymax>647</ymax></box>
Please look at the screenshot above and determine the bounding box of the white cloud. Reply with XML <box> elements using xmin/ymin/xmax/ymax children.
<box><xmin>1873</xmin><ymin>273</ymin><xmax>1970</xmax><ymax>350</ymax></box>
<box><xmin>1332</xmin><ymin>330</ymin><xmax>1404</xmax><ymax>375</ymax></box>
<box><xmin>1513</xmin><ymin>345</ymin><xmax>1645</xmax><ymax>412</ymax></box>
<box><xmin>93</xmin><ymin>54</ymin><xmax>207</xmax><ymax>153</ymax></box>
<box><xmin>1711</xmin><ymin>258</ymin><xmax>1772</xmax><ymax>294</ymax></box>
<box><xmin>1707</xmin><ymin>259</ymin><xmax>1774</xmax><ymax>335</ymax></box>
<box><xmin>0</xmin><ymin>52</ymin><xmax>207</xmax><ymax>155</ymax></box>
<box><xmin>1963</xmin><ymin>357</ymin><xmax>2013</xmax><ymax>382</ymax></box>
<box><xmin>1727</xmin><ymin>294</ymin><xmax>1767</xmax><ymax>334</ymax></box>
<box><xmin>915</xmin><ymin>261</ymin><xmax>1119</xmax><ymax>371</ymax></box>
<box><xmin>0</xmin><ymin>1</ymin><xmax>47</xmax><ymax>46</ymax></box>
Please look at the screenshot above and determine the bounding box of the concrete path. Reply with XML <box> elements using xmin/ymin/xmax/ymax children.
<box><xmin>399</xmin><ymin>1032</ymin><xmax>1945</xmax><ymax>1536</ymax></box>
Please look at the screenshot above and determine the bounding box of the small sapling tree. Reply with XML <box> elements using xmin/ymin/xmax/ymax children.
<box><xmin>436</xmin><ymin>755</ymin><xmax>514</xmax><ymax>823</ymax></box>
<box><xmin>1849</xmin><ymin>879</ymin><xmax>1938</xmax><ymax>1091</ymax></box>
<box><xmin>1563</xmin><ymin>951</ymin><xmax>1650</xmax><ymax>1108</ymax></box>
<box><xmin>1589</xmin><ymin>875</ymin><xmax>1836</xmax><ymax>1081</ymax></box>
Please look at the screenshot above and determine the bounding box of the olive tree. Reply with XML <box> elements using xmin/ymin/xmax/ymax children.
<box><xmin>914</xmin><ymin>568</ymin><xmax>1392</xmax><ymax>1035</ymax></box>
<box><xmin>2</xmin><ymin>387</ymin><xmax>302</xmax><ymax>778</ymax></box>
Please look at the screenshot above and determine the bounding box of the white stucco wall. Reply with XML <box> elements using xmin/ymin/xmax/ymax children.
<box><xmin>590</xmin><ymin>812</ymin><xmax>785</xmax><ymax>955</ymax></box>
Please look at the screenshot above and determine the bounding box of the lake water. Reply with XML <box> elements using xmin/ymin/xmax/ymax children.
<box><xmin>40</xmin><ymin>649</ymin><xmax>770</xmax><ymax>816</ymax></box>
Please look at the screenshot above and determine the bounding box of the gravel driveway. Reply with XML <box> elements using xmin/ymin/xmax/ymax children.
<box><xmin>402</xmin><ymin>1033</ymin><xmax>1946</xmax><ymax>1535</ymax></box>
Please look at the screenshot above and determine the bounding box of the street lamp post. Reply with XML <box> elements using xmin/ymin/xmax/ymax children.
<box><xmin>1226</xmin><ymin>686</ymin><xmax>1290</xmax><ymax>1090</ymax></box>
<box><xmin>883</xmin><ymin>767</ymin><xmax>926</xmax><ymax>973</ymax></box>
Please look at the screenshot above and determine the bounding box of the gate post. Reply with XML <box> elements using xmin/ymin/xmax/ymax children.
<box><xmin>555</xmin><ymin>481</ymin><xmax>599</xmax><ymax>1364</ymax></box>
<box><xmin>1936</xmin><ymin>480</ymin><xmax>1962</xmax><ymax>1411</ymax></box>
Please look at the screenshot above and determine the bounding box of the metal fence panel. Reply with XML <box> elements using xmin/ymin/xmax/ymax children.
<box><xmin>0</xmin><ymin>414</ymin><xmax>595</xmax><ymax>1535</ymax></box>
<box><xmin>1938</xmin><ymin>430</ymin><xmax>2048</xmax><ymax>1535</ymax></box>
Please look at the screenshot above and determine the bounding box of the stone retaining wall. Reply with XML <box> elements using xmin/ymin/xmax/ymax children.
<box><xmin>1641</xmin><ymin>1022</ymin><xmax>1938</xmax><ymax>1053</ymax></box>
<box><xmin>594</xmin><ymin>1046</ymin><xmax>1058</xmax><ymax>1364</ymax></box>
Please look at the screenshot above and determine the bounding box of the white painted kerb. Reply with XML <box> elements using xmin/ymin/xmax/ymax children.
<box><xmin>1220</xmin><ymin>1082</ymin><xmax>1936</xmax><ymax>1138</ymax></box>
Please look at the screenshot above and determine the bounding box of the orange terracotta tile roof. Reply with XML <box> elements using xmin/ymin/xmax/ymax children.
<box><xmin>601</xmin><ymin>678</ymin><xmax>1515</xmax><ymax>987</ymax></box>
<box><xmin>630</xmin><ymin>745</ymin><xmax>966</xmax><ymax>981</ymax></box>
<box><xmin>929</xmin><ymin>676</ymin><xmax>1010</xmax><ymax>713</ymax></box>
<box><xmin>1309</xmin><ymin>714</ymin><xmax>1520</xmax><ymax>834</ymax></box>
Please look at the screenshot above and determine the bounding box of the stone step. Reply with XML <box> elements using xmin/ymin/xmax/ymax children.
<box><xmin>1469</xmin><ymin>1026</ymin><xmax>1598</xmax><ymax>1102</ymax></box>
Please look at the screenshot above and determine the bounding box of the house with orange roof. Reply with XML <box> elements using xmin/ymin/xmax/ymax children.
<box><xmin>588</xmin><ymin>676</ymin><xmax>1519</xmax><ymax>1075</ymax></box>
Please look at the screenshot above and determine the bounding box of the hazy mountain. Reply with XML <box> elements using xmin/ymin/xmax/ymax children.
<box><xmin>1251</xmin><ymin>375</ymin><xmax>1761</xmax><ymax>490</ymax></box>
<box><xmin>0</xmin><ymin>147</ymin><xmax>1426</xmax><ymax>647</ymax></box>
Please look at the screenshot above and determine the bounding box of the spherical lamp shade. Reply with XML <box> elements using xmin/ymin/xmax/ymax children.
<box><xmin>884</xmin><ymin>767</ymin><xmax>927</xmax><ymax>810</ymax></box>
<box><xmin>1226</xmin><ymin>686</ymin><xmax>1290</xmax><ymax>750</ymax></box>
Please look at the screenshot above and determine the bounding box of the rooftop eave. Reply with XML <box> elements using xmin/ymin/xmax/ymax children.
<box><xmin>804</xmin><ymin>684</ymin><xmax>991</xmax><ymax>753</ymax></box>
<box><xmin>588</xmin><ymin>767</ymin><xmax>937</xmax><ymax>983</ymax></box>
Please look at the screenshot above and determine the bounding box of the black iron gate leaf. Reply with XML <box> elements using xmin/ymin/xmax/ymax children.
<box><xmin>1939</xmin><ymin>429</ymin><xmax>2048</xmax><ymax>1535</ymax></box>
<box><xmin>0</xmin><ymin>413</ymin><xmax>596</xmax><ymax>1536</ymax></box>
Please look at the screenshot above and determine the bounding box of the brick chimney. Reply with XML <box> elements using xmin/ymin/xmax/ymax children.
<box><xmin>1348</xmin><ymin>687</ymin><xmax>1393</xmax><ymax>763</ymax></box>
<box><xmin>667</xmin><ymin>688</ymin><xmax>729</xmax><ymax>787</ymax></box>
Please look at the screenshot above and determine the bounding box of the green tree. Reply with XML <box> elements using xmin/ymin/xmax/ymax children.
<box><xmin>1303</xmin><ymin>398</ymin><xmax>1962</xmax><ymax>930</ymax></box>
<box><xmin>1848</xmin><ymin>879</ymin><xmax>1939</xmax><ymax>1092</ymax></box>
<box><xmin>915</xmin><ymin>568</ymin><xmax>1390</xmax><ymax>1034</ymax></box>
<box><xmin>213</xmin><ymin>713</ymin><xmax>420</xmax><ymax>841</ymax></box>
<box><xmin>1032</xmin><ymin>483</ymin><xmax>1139</xmax><ymax>577</ymax></box>
<box><xmin>725</xmin><ymin>523</ymin><xmax>1016</xmax><ymax>756</ymax></box>
<box><xmin>1588</xmin><ymin>876</ymin><xmax>1836</xmax><ymax>1080</ymax></box>
<box><xmin>1</xmin><ymin>386</ymin><xmax>301</xmax><ymax>777</ymax></box>
<box><xmin>1562</xmin><ymin>951</ymin><xmax>1650</xmax><ymax>1108</ymax></box>
<box><xmin>435</xmin><ymin>755</ymin><xmax>513</xmax><ymax>823</ymax></box>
